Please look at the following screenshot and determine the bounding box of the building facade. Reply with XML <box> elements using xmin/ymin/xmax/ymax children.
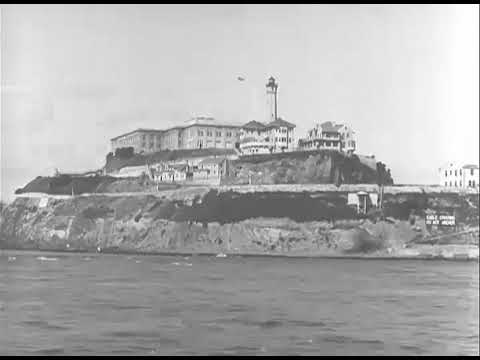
<box><xmin>110</xmin><ymin>129</ymin><xmax>164</xmax><ymax>154</ymax></box>
<box><xmin>110</xmin><ymin>117</ymin><xmax>241</xmax><ymax>154</ymax></box>
<box><xmin>239</xmin><ymin>118</ymin><xmax>296</xmax><ymax>154</ymax></box>
<box><xmin>298</xmin><ymin>121</ymin><xmax>356</xmax><ymax>153</ymax></box>
<box><xmin>180</xmin><ymin>117</ymin><xmax>241</xmax><ymax>150</ymax></box>
<box><xmin>439</xmin><ymin>163</ymin><xmax>479</xmax><ymax>189</ymax></box>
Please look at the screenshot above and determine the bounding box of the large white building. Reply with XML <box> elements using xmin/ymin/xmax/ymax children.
<box><xmin>298</xmin><ymin>121</ymin><xmax>356</xmax><ymax>153</ymax></box>
<box><xmin>239</xmin><ymin>118</ymin><xmax>296</xmax><ymax>155</ymax></box>
<box><xmin>439</xmin><ymin>163</ymin><xmax>479</xmax><ymax>190</ymax></box>
<box><xmin>110</xmin><ymin>116</ymin><xmax>241</xmax><ymax>154</ymax></box>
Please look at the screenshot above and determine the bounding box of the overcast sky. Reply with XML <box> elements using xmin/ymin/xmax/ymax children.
<box><xmin>1</xmin><ymin>4</ymin><xmax>479</xmax><ymax>201</ymax></box>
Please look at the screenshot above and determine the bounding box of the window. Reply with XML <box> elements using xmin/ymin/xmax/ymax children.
<box><xmin>445</xmin><ymin>181</ymin><xmax>447</xmax><ymax>186</ymax></box>
<box><xmin>472</xmin><ymin>169</ymin><xmax>475</xmax><ymax>176</ymax></box>
<box><xmin>198</xmin><ymin>130</ymin><xmax>204</xmax><ymax>136</ymax></box>
<box><xmin>473</xmin><ymin>180</ymin><xmax>476</xmax><ymax>187</ymax></box>
<box><xmin>445</xmin><ymin>170</ymin><xmax>447</xmax><ymax>177</ymax></box>
<box><xmin>455</xmin><ymin>170</ymin><xmax>457</xmax><ymax>177</ymax></box>
<box><xmin>450</xmin><ymin>170</ymin><xmax>452</xmax><ymax>176</ymax></box>
<box><xmin>226</xmin><ymin>131</ymin><xmax>232</xmax><ymax>137</ymax></box>
<box><xmin>207</xmin><ymin>131</ymin><xmax>212</xmax><ymax>137</ymax></box>
<box><xmin>455</xmin><ymin>181</ymin><xmax>457</xmax><ymax>187</ymax></box>
<box><xmin>216</xmin><ymin>131</ymin><xmax>222</xmax><ymax>137</ymax></box>
<box><xmin>460</xmin><ymin>181</ymin><xmax>462</xmax><ymax>187</ymax></box>
<box><xmin>469</xmin><ymin>180</ymin><xmax>472</xmax><ymax>187</ymax></box>
<box><xmin>460</xmin><ymin>169</ymin><xmax>462</xmax><ymax>176</ymax></box>
<box><xmin>450</xmin><ymin>181</ymin><xmax>452</xmax><ymax>186</ymax></box>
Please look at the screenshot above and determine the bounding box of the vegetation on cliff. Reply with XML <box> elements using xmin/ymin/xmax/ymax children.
<box><xmin>14</xmin><ymin>175</ymin><xmax>178</xmax><ymax>196</ymax></box>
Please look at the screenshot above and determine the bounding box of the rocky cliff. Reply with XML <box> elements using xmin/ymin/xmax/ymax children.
<box><xmin>223</xmin><ymin>150</ymin><xmax>393</xmax><ymax>185</ymax></box>
<box><xmin>1</xmin><ymin>186</ymin><xmax>478</xmax><ymax>259</ymax></box>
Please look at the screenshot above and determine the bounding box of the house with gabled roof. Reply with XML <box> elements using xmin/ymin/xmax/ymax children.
<box><xmin>239</xmin><ymin>117</ymin><xmax>296</xmax><ymax>154</ymax></box>
<box><xmin>298</xmin><ymin>121</ymin><xmax>356</xmax><ymax>153</ymax></box>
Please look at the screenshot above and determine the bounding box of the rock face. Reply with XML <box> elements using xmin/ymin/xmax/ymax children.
<box><xmin>1</xmin><ymin>187</ymin><xmax>478</xmax><ymax>258</ymax></box>
<box><xmin>223</xmin><ymin>150</ymin><xmax>393</xmax><ymax>186</ymax></box>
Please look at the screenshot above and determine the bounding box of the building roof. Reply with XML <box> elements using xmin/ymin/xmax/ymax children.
<box><xmin>110</xmin><ymin>128</ymin><xmax>164</xmax><ymax>141</ymax></box>
<box><xmin>242</xmin><ymin>120</ymin><xmax>267</xmax><ymax>130</ymax></box>
<box><xmin>111</xmin><ymin>120</ymin><xmax>242</xmax><ymax>141</ymax></box>
<box><xmin>320</xmin><ymin>121</ymin><xmax>343</xmax><ymax>133</ymax></box>
<box><xmin>462</xmin><ymin>164</ymin><xmax>479</xmax><ymax>169</ymax></box>
<box><xmin>266</xmin><ymin>118</ymin><xmax>296</xmax><ymax>129</ymax></box>
<box><xmin>199</xmin><ymin>157</ymin><xmax>227</xmax><ymax>166</ymax></box>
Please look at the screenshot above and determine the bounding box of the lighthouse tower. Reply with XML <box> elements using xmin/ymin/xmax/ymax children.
<box><xmin>266</xmin><ymin>76</ymin><xmax>278</xmax><ymax>123</ymax></box>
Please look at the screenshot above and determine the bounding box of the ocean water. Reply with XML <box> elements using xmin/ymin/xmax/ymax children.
<box><xmin>0</xmin><ymin>251</ymin><xmax>478</xmax><ymax>356</ymax></box>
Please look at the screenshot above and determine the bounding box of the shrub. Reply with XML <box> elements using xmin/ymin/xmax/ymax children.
<box><xmin>82</xmin><ymin>206</ymin><xmax>113</xmax><ymax>219</ymax></box>
<box><xmin>114</xmin><ymin>147</ymin><xmax>134</xmax><ymax>158</ymax></box>
<box><xmin>50</xmin><ymin>174</ymin><xmax>72</xmax><ymax>187</ymax></box>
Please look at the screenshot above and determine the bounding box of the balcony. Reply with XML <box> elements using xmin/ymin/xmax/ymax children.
<box><xmin>306</xmin><ymin>132</ymin><xmax>340</xmax><ymax>141</ymax></box>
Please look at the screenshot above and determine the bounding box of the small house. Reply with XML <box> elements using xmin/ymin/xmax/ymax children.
<box><xmin>198</xmin><ymin>157</ymin><xmax>230</xmax><ymax>178</ymax></box>
<box><xmin>347</xmin><ymin>191</ymin><xmax>378</xmax><ymax>214</ymax></box>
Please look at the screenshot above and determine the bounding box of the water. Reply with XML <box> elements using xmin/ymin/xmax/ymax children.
<box><xmin>0</xmin><ymin>251</ymin><xmax>478</xmax><ymax>355</ymax></box>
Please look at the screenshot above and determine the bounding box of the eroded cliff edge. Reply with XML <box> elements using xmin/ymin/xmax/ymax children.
<box><xmin>1</xmin><ymin>186</ymin><xmax>478</xmax><ymax>259</ymax></box>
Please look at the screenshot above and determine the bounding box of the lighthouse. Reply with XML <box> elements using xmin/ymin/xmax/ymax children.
<box><xmin>266</xmin><ymin>76</ymin><xmax>278</xmax><ymax>123</ymax></box>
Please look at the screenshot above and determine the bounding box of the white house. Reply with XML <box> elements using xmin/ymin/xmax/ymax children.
<box><xmin>439</xmin><ymin>163</ymin><xmax>479</xmax><ymax>190</ymax></box>
<box><xmin>239</xmin><ymin>119</ymin><xmax>296</xmax><ymax>155</ymax></box>
<box><xmin>198</xmin><ymin>157</ymin><xmax>229</xmax><ymax>178</ymax></box>
<box><xmin>298</xmin><ymin>121</ymin><xmax>356</xmax><ymax>153</ymax></box>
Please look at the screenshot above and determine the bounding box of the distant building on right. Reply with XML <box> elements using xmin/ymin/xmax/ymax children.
<box><xmin>439</xmin><ymin>163</ymin><xmax>479</xmax><ymax>189</ymax></box>
<box><xmin>298</xmin><ymin>121</ymin><xmax>356</xmax><ymax>153</ymax></box>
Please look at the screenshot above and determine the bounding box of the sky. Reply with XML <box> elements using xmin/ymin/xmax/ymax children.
<box><xmin>1</xmin><ymin>4</ymin><xmax>479</xmax><ymax>202</ymax></box>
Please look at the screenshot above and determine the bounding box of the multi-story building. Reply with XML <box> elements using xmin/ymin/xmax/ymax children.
<box><xmin>110</xmin><ymin>117</ymin><xmax>241</xmax><ymax>154</ymax></box>
<box><xmin>298</xmin><ymin>121</ymin><xmax>356</xmax><ymax>153</ymax></box>
<box><xmin>110</xmin><ymin>128</ymin><xmax>164</xmax><ymax>154</ymax></box>
<box><xmin>180</xmin><ymin>116</ymin><xmax>241</xmax><ymax>150</ymax></box>
<box><xmin>264</xmin><ymin>118</ymin><xmax>296</xmax><ymax>152</ymax></box>
<box><xmin>439</xmin><ymin>163</ymin><xmax>479</xmax><ymax>189</ymax></box>
<box><xmin>239</xmin><ymin>120</ymin><xmax>271</xmax><ymax>155</ymax></box>
<box><xmin>239</xmin><ymin>118</ymin><xmax>296</xmax><ymax>154</ymax></box>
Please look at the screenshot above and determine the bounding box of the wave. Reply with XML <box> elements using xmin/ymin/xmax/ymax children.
<box><xmin>171</xmin><ymin>262</ymin><xmax>193</xmax><ymax>267</ymax></box>
<box><xmin>36</xmin><ymin>256</ymin><xmax>58</xmax><ymax>261</ymax></box>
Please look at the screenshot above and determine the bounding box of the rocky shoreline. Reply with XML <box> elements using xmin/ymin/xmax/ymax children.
<box><xmin>1</xmin><ymin>186</ymin><xmax>478</xmax><ymax>260</ymax></box>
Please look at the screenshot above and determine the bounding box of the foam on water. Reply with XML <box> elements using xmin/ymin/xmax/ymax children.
<box><xmin>36</xmin><ymin>256</ymin><xmax>58</xmax><ymax>261</ymax></box>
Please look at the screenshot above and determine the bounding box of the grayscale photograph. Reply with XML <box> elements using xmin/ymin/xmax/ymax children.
<box><xmin>0</xmin><ymin>3</ymin><xmax>479</xmax><ymax>356</ymax></box>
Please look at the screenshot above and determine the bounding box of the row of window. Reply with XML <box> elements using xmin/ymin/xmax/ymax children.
<box><xmin>445</xmin><ymin>169</ymin><xmax>476</xmax><ymax>177</ymax></box>
<box><xmin>197</xmin><ymin>130</ymin><xmax>235</xmax><ymax>137</ymax></box>
<box><xmin>445</xmin><ymin>180</ymin><xmax>477</xmax><ymax>187</ymax></box>
<box><xmin>141</xmin><ymin>134</ymin><xmax>162</xmax><ymax>141</ymax></box>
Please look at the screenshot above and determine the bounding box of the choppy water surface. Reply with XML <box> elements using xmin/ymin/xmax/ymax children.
<box><xmin>0</xmin><ymin>251</ymin><xmax>478</xmax><ymax>355</ymax></box>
